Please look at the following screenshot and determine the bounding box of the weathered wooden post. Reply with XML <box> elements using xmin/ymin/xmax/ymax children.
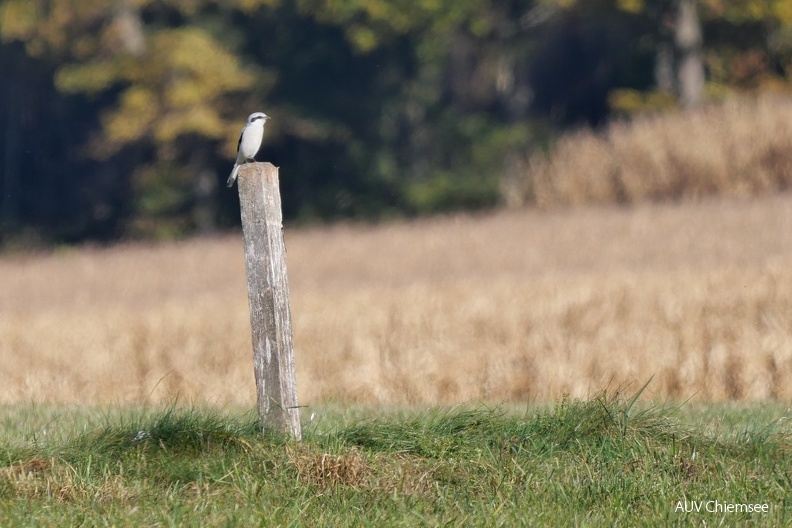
<box><xmin>237</xmin><ymin>162</ymin><xmax>301</xmax><ymax>440</ymax></box>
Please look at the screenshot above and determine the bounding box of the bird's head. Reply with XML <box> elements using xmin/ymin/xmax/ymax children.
<box><xmin>247</xmin><ymin>112</ymin><xmax>270</xmax><ymax>124</ymax></box>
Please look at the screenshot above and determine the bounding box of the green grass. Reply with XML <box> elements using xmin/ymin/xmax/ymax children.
<box><xmin>1</xmin><ymin>394</ymin><xmax>790</xmax><ymax>527</ymax></box>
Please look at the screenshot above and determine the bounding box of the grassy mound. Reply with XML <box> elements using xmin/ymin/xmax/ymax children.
<box><xmin>1</xmin><ymin>394</ymin><xmax>789</xmax><ymax>525</ymax></box>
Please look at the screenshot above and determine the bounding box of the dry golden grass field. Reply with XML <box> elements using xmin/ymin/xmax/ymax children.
<box><xmin>2</xmin><ymin>193</ymin><xmax>792</xmax><ymax>406</ymax></box>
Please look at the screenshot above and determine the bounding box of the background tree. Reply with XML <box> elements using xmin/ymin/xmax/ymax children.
<box><xmin>1</xmin><ymin>0</ymin><xmax>791</xmax><ymax>245</ymax></box>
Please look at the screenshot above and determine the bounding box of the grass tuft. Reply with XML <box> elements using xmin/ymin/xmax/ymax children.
<box><xmin>287</xmin><ymin>445</ymin><xmax>371</xmax><ymax>489</ymax></box>
<box><xmin>333</xmin><ymin>406</ymin><xmax>510</xmax><ymax>457</ymax></box>
<box><xmin>64</xmin><ymin>405</ymin><xmax>263</xmax><ymax>457</ymax></box>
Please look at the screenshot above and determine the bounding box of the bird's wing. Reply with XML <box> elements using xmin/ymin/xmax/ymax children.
<box><xmin>236</xmin><ymin>127</ymin><xmax>245</xmax><ymax>153</ymax></box>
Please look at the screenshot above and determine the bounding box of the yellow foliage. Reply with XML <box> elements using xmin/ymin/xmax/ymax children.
<box><xmin>103</xmin><ymin>86</ymin><xmax>158</xmax><ymax>145</ymax></box>
<box><xmin>55</xmin><ymin>60</ymin><xmax>120</xmax><ymax>94</ymax></box>
<box><xmin>63</xmin><ymin>25</ymin><xmax>259</xmax><ymax>155</ymax></box>
<box><xmin>2</xmin><ymin>2</ymin><xmax>259</xmax><ymax>156</ymax></box>
<box><xmin>776</xmin><ymin>1</ymin><xmax>792</xmax><ymax>25</ymax></box>
<box><xmin>157</xmin><ymin>28</ymin><xmax>256</xmax><ymax>94</ymax></box>
<box><xmin>120</xmin><ymin>28</ymin><xmax>256</xmax><ymax>145</ymax></box>
<box><xmin>154</xmin><ymin>108</ymin><xmax>226</xmax><ymax>143</ymax></box>
<box><xmin>0</xmin><ymin>0</ymin><xmax>37</xmax><ymax>42</ymax></box>
<box><xmin>349</xmin><ymin>26</ymin><xmax>379</xmax><ymax>53</ymax></box>
<box><xmin>616</xmin><ymin>0</ymin><xmax>643</xmax><ymax>14</ymax></box>
<box><xmin>702</xmin><ymin>0</ymin><xmax>792</xmax><ymax>23</ymax></box>
<box><xmin>537</xmin><ymin>0</ymin><xmax>575</xmax><ymax>9</ymax></box>
<box><xmin>165</xmin><ymin>79</ymin><xmax>207</xmax><ymax>108</ymax></box>
<box><xmin>234</xmin><ymin>0</ymin><xmax>282</xmax><ymax>12</ymax></box>
<box><xmin>608</xmin><ymin>88</ymin><xmax>676</xmax><ymax>115</ymax></box>
<box><xmin>295</xmin><ymin>0</ymin><xmax>496</xmax><ymax>51</ymax></box>
<box><xmin>0</xmin><ymin>0</ymin><xmax>108</xmax><ymax>55</ymax></box>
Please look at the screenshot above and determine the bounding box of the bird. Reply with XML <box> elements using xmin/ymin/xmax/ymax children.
<box><xmin>227</xmin><ymin>112</ymin><xmax>270</xmax><ymax>187</ymax></box>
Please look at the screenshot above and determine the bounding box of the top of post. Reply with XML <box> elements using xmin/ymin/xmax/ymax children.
<box><xmin>237</xmin><ymin>162</ymin><xmax>279</xmax><ymax>184</ymax></box>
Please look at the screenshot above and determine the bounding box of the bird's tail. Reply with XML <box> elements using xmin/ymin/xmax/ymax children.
<box><xmin>226</xmin><ymin>164</ymin><xmax>240</xmax><ymax>188</ymax></box>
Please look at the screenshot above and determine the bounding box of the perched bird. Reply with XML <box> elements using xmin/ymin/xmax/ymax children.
<box><xmin>227</xmin><ymin>112</ymin><xmax>270</xmax><ymax>187</ymax></box>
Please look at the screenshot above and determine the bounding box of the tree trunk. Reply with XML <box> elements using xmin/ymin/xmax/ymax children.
<box><xmin>113</xmin><ymin>0</ymin><xmax>145</xmax><ymax>55</ymax></box>
<box><xmin>192</xmin><ymin>163</ymin><xmax>217</xmax><ymax>233</ymax></box>
<box><xmin>674</xmin><ymin>0</ymin><xmax>705</xmax><ymax>109</ymax></box>
<box><xmin>655</xmin><ymin>42</ymin><xmax>675</xmax><ymax>94</ymax></box>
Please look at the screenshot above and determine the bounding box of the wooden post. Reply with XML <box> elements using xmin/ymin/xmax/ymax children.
<box><xmin>237</xmin><ymin>162</ymin><xmax>301</xmax><ymax>440</ymax></box>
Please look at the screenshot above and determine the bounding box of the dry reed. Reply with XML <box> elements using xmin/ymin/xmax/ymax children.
<box><xmin>512</xmin><ymin>94</ymin><xmax>792</xmax><ymax>207</ymax></box>
<box><xmin>1</xmin><ymin>193</ymin><xmax>791</xmax><ymax>405</ymax></box>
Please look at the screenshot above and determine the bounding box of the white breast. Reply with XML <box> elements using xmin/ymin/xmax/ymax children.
<box><xmin>239</xmin><ymin>123</ymin><xmax>264</xmax><ymax>159</ymax></box>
